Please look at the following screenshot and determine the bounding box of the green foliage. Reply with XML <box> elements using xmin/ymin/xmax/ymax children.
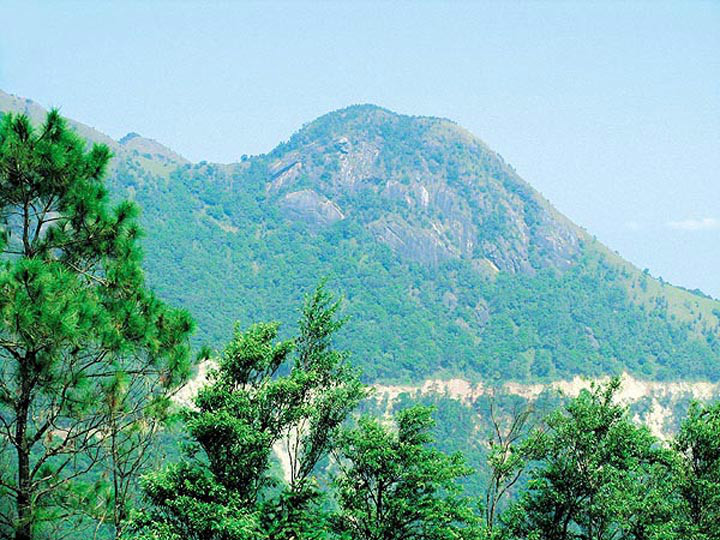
<box><xmin>674</xmin><ymin>401</ymin><xmax>720</xmax><ymax>539</ymax></box>
<box><xmin>505</xmin><ymin>379</ymin><xmax>683</xmax><ymax>540</ymax></box>
<box><xmin>104</xmin><ymin>137</ymin><xmax>720</xmax><ymax>384</ymax></box>
<box><xmin>10</xmin><ymin>102</ymin><xmax>703</xmax><ymax>387</ymax></box>
<box><xmin>0</xmin><ymin>111</ymin><xmax>193</xmax><ymax>540</ymax></box>
<box><xmin>125</xmin><ymin>286</ymin><xmax>366</xmax><ymax>540</ymax></box>
<box><xmin>333</xmin><ymin>405</ymin><xmax>480</xmax><ymax>540</ymax></box>
<box><xmin>3</xmin><ymin>103</ymin><xmax>720</xmax><ymax>540</ymax></box>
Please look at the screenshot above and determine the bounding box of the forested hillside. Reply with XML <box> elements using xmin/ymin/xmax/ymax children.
<box><xmin>3</xmin><ymin>90</ymin><xmax>715</xmax><ymax>383</ymax></box>
<box><xmin>1</xmin><ymin>97</ymin><xmax>719</xmax><ymax>540</ymax></box>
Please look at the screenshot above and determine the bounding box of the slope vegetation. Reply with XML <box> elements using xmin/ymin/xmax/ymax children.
<box><xmin>2</xmin><ymin>90</ymin><xmax>718</xmax><ymax>383</ymax></box>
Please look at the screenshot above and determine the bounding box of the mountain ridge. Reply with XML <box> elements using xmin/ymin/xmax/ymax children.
<box><xmin>2</xmin><ymin>88</ymin><xmax>719</xmax><ymax>383</ymax></box>
<box><xmin>0</xmin><ymin>89</ymin><xmax>188</xmax><ymax>171</ymax></box>
<box><xmin>266</xmin><ymin>102</ymin><xmax>587</xmax><ymax>273</ymax></box>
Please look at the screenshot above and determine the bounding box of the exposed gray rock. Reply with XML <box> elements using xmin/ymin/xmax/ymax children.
<box><xmin>266</xmin><ymin>105</ymin><xmax>587</xmax><ymax>272</ymax></box>
<box><xmin>474</xmin><ymin>299</ymin><xmax>490</xmax><ymax>326</ymax></box>
<box><xmin>280</xmin><ymin>189</ymin><xmax>344</xmax><ymax>228</ymax></box>
<box><xmin>268</xmin><ymin>158</ymin><xmax>303</xmax><ymax>193</ymax></box>
<box><xmin>368</xmin><ymin>218</ymin><xmax>452</xmax><ymax>266</ymax></box>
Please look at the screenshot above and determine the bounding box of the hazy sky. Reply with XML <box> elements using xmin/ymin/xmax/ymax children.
<box><xmin>1</xmin><ymin>1</ymin><xmax>719</xmax><ymax>295</ymax></box>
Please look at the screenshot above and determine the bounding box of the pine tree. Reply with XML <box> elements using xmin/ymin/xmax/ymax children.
<box><xmin>0</xmin><ymin>111</ymin><xmax>193</xmax><ymax>540</ymax></box>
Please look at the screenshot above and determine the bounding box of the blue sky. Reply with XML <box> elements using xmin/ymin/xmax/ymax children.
<box><xmin>1</xmin><ymin>1</ymin><xmax>719</xmax><ymax>295</ymax></box>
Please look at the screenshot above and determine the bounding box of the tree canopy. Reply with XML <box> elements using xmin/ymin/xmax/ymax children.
<box><xmin>0</xmin><ymin>111</ymin><xmax>193</xmax><ymax>540</ymax></box>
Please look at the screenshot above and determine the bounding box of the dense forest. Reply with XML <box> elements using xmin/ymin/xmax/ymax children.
<box><xmin>3</xmin><ymin>90</ymin><xmax>720</xmax><ymax>386</ymax></box>
<box><xmin>124</xmin><ymin>105</ymin><xmax>720</xmax><ymax>383</ymax></box>
<box><xmin>1</xmin><ymin>111</ymin><xmax>719</xmax><ymax>540</ymax></box>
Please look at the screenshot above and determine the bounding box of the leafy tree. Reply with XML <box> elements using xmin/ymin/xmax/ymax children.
<box><xmin>0</xmin><ymin>111</ymin><xmax>193</xmax><ymax>540</ymax></box>
<box><xmin>505</xmin><ymin>379</ymin><xmax>681</xmax><ymax>540</ymax></box>
<box><xmin>333</xmin><ymin>405</ymin><xmax>479</xmax><ymax>540</ymax></box>
<box><xmin>484</xmin><ymin>395</ymin><xmax>533</xmax><ymax>536</ymax></box>
<box><xmin>125</xmin><ymin>286</ymin><xmax>366</xmax><ymax>540</ymax></box>
<box><xmin>263</xmin><ymin>285</ymin><xmax>368</xmax><ymax>540</ymax></box>
<box><xmin>673</xmin><ymin>401</ymin><xmax>720</xmax><ymax>539</ymax></box>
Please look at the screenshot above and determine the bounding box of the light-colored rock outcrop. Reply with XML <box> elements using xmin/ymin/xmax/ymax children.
<box><xmin>372</xmin><ymin>372</ymin><xmax>720</xmax><ymax>439</ymax></box>
<box><xmin>280</xmin><ymin>189</ymin><xmax>345</xmax><ymax>228</ymax></box>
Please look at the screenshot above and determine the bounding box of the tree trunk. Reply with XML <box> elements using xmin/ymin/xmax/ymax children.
<box><xmin>15</xmin><ymin>358</ymin><xmax>33</xmax><ymax>540</ymax></box>
<box><xmin>15</xmin><ymin>402</ymin><xmax>32</xmax><ymax>540</ymax></box>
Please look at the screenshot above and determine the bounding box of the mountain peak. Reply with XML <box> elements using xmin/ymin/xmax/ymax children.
<box><xmin>314</xmin><ymin>103</ymin><xmax>458</xmax><ymax>124</ymax></box>
<box><xmin>297</xmin><ymin>103</ymin><xmax>461</xmax><ymax>138</ymax></box>
<box><xmin>119</xmin><ymin>131</ymin><xmax>188</xmax><ymax>165</ymax></box>
<box><xmin>284</xmin><ymin>104</ymin><xmax>489</xmax><ymax>173</ymax></box>
<box><xmin>266</xmin><ymin>104</ymin><xmax>584</xmax><ymax>274</ymax></box>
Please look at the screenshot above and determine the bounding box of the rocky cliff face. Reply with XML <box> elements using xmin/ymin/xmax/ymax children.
<box><xmin>264</xmin><ymin>105</ymin><xmax>585</xmax><ymax>274</ymax></box>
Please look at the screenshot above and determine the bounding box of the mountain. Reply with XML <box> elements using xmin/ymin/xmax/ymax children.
<box><xmin>0</xmin><ymin>90</ymin><xmax>187</xmax><ymax>172</ymax></box>
<box><xmin>2</xmin><ymin>89</ymin><xmax>719</xmax><ymax>385</ymax></box>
